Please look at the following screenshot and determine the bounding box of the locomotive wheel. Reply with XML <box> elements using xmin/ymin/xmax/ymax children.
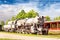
<box><xmin>21</xmin><ymin>31</ymin><xmax>25</xmax><ymax>34</ymax></box>
<box><xmin>21</xmin><ymin>29</ymin><xmax>25</xmax><ymax>34</ymax></box>
<box><xmin>24</xmin><ymin>31</ymin><xmax>28</xmax><ymax>34</ymax></box>
<box><xmin>15</xmin><ymin>29</ymin><xmax>18</xmax><ymax>33</ymax></box>
<box><xmin>27</xmin><ymin>32</ymin><xmax>31</xmax><ymax>34</ymax></box>
<box><xmin>6</xmin><ymin>29</ymin><xmax>9</xmax><ymax>32</ymax></box>
<box><xmin>37</xmin><ymin>31</ymin><xmax>39</xmax><ymax>35</ymax></box>
<box><xmin>9</xmin><ymin>29</ymin><xmax>14</xmax><ymax>32</ymax></box>
<box><xmin>42</xmin><ymin>28</ymin><xmax>48</xmax><ymax>35</ymax></box>
<box><xmin>45</xmin><ymin>30</ymin><xmax>48</xmax><ymax>35</ymax></box>
<box><xmin>4</xmin><ymin>28</ymin><xmax>9</xmax><ymax>32</ymax></box>
<box><xmin>37</xmin><ymin>31</ymin><xmax>42</xmax><ymax>35</ymax></box>
<box><xmin>16</xmin><ymin>29</ymin><xmax>22</xmax><ymax>33</ymax></box>
<box><xmin>45</xmin><ymin>29</ymin><xmax>48</xmax><ymax>35</ymax></box>
<box><xmin>5</xmin><ymin>30</ymin><xmax>8</xmax><ymax>32</ymax></box>
<box><xmin>27</xmin><ymin>30</ymin><xmax>32</xmax><ymax>34</ymax></box>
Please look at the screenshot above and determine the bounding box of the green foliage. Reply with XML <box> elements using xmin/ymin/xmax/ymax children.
<box><xmin>6</xmin><ymin>20</ymin><xmax>10</xmax><ymax>25</ymax></box>
<box><xmin>16</xmin><ymin>10</ymin><xmax>26</xmax><ymax>19</ymax></box>
<box><xmin>15</xmin><ymin>9</ymin><xmax>38</xmax><ymax>19</ymax></box>
<box><xmin>54</xmin><ymin>16</ymin><xmax>60</xmax><ymax>21</ymax></box>
<box><xmin>6</xmin><ymin>9</ymin><xmax>38</xmax><ymax>24</ymax></box>
<box><xmin>0</xmin><ymin>21</ymin><xmax>5</xmax><ymax>26</ymax></box>
<box><xmin>26</xmin><ymin>10</ymin><xmax>38</xmax><ymax>18</ymax></box>
<box><xmin>11</xmin><ymin>16</ymin><xmax>16</xmax><ymax>21</ymax></box>
<box><xmin>45</xmin><ymin>16</ymin><xmax>51</xmax><ymax>21</ymax></box>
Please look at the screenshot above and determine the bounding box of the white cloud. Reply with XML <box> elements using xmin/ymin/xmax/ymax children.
<box><xmin>0</xmin><ymin>1</ymin><xmax>60</xmax><ymax>21</ymax></box>
<box><xmin>39</xmin><ymin>3</ymin><xmax>60</xmax><ymax>19</ymax></box>
<box><xmin>0</xmin><ymin>2</ymin><xmax>38</xmax><ymax>21</ymax></box>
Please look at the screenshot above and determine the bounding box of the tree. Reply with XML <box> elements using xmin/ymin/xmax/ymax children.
<box><xmin>11</xmin><ymin>16</ymin><xmax>16</xmax><ymax>21</ymax></box>
<box><xmin>27</xmin><ymin>10</ymin><xmax>38</xmax><ymax>18</ymax></box>
<box><xmin>0</xmin><ymin>21</ymin><xmax>5</xmax><ymax>26</ymax></box>
<box><xmin>6</xmin><ymin>19</ymin><xmax>10</xmax><ymax>25</ymax></box>
<box><xmin>16</xmin><ymin>10</ymin><xmax>26</xmax><ymax>19</ymax></box>
<box><xmin>45</xmin><ymin>16</ymin><xmax>51</xmax><ymax>21</ymax></box>
<box><xmin>54</xmin><ymin>16</ymin><xmax>60</xmax><ymax>21</ymax></box>
<box><xmin>16</xmin><ymin>9</ymin><xmax>39</xmax><ymax>19</ymax></box>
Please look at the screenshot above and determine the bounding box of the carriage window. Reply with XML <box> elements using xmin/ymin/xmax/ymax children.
<box><xmin>58</xmin><ymin>22</ymin><xmax>60</xmax><ymax>28</ymax></box>
<box><xmin>45</xmin><ymin>23</ymin><xmax>50</xmax><ymax>28</ymax></box>
<box><xmin>47</xmin><ymin>23</ymin><xmax>50</xmax><ymax>28</ymax></box>
<box><xmin>51</xmin><ymin>23</ymin><xmax>57</xmax><ymax>28</ymax></box>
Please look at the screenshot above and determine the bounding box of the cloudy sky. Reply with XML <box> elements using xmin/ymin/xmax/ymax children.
<box><xmin>0</xmin><ymin>0</ymin><xmax>60</xmax><ymax>21</ymax></box>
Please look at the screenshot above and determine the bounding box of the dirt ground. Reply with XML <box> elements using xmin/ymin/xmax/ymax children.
<box><xmin>0</xmin><ymin>32</ymin><xmax>60</xmax><ymax>40</ymax></box>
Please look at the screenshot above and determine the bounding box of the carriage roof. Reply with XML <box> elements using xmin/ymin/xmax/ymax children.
<box><xmin>44</xmin><ymin>20</ymin><xmax>60</xmax><ymax>23</ymax></box>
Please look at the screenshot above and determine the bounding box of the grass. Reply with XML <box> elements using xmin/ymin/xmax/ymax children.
<box><xmin>0</xmin><ymin>31</ymin><xmax>60</xmax><ymax>38</ymax></box>
<box><xmin>0</xmin><ymin>38</ymin><xmax>21</xmax><ymax>40</ymax></box>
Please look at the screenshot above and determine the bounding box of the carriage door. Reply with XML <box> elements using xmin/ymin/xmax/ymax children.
<box><xmin>44</xmin><ymin>23</ymin><xmax>50</xmax><ymax>29</ymax></box>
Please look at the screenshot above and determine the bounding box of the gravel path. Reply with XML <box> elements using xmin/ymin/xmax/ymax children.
<box><xmin>0</xmin><ymin>32</ymin><xmax>60</xmax><ymax>40</ymax></box>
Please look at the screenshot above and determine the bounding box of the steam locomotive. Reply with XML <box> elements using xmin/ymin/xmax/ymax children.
<box><xmin>3</xmin><ymin>16</ymin><xmax>48</xmax><ymax>35</ymax></box>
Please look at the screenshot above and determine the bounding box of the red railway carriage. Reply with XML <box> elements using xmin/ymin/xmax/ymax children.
<box><xmin>44</xmin><ymin>21</ymin><xmax>60</xmax><ymax>32</ymax></box>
